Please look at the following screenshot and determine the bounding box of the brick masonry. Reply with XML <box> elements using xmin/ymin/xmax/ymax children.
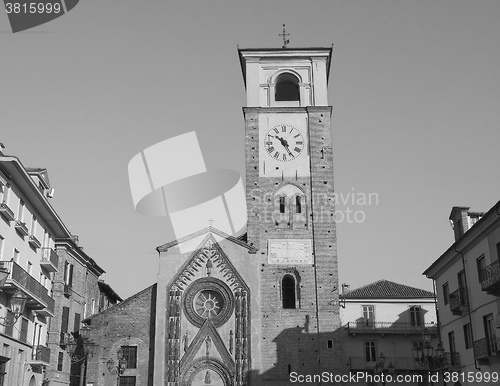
<box><xmin>244</xmin><ymin>106</ymin><xmax>342</xmax><ymax>384</ymax></box>
<box><xmin>85</xmin><ymin>284</ymin><xmax>156</xmax><ymax>386</ymax></box>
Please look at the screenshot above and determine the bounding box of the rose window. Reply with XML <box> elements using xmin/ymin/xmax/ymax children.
<box><xmin>194</xmin><ymin>290</ymin><xmax>224</xmax><ymax>318</ymax></box>
<box><xmin>183</xmin><ymin>278</ymin><xmax>234</xmax><ymax>327</ymax></box>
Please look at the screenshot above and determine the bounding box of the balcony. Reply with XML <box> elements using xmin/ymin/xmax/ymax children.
<box><xmin>474</xmin><ymin>337</ymin><xmax>500</xmax><ymax>362</ymax></box>
<box><xmin>449</xmin><ymin>289</ymin><xmax>468</xmax><ymax>315</ymax></box>
<box><xmin>0</xmin><ymin>201</ymin><xmax>15</xmax><ymax>221</ymax></box>
<box><xmin>28</xmin><ymin>235</ymin><xmax>41</xmax><ymax>249</ymax></box>
<box><xmin>347</xmin><ymin>321</ymin><xmax>438</xmax><ymax>335</ymax></box>
<box><xmin>441</xmin><ymin>352</ymin><xmax>461</xmax><ymax>370</ymax></box>
<box><xmin>63</xmin><ymin>283</ymin><xmax>72</xmax><ymax>297</ymax></box>
<box><xmin>41</xmin><ymin>248</ymin><xmax>59</xmax><ymax>272</ymax></box>
<box><xmin>30</xmin><ymin>345</ymin><xmax>51</xmax><ymax>367</ymax></box>
<box><xmin>14</xmin><ymin>220</ymin><xmax>29</xmax><ymax>237</ymax></box>
<box><xmin>349</xmin><ymin>357</ymin><xmax>427</xmax><ymax>371</ymax></box>
<box><xmin>3</xmin><ymin>261</ymin><xmax>55</xmax><ymax>316</ymax></box>
<box><xmin>480</xmin><ymin>261</ymin><xmax>500</xmax><ymax>296</ymax></box>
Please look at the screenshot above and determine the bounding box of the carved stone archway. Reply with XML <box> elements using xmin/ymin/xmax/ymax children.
<box><xmin>181</xmin><ymin>357</ymin><xmax>232</xmax><ymax>386</ymax></box>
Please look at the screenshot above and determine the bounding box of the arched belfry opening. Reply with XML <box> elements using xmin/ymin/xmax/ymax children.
<box><xmin>275</xmin><ymin>73</ymin><xmax>300</xmax><ymax>102</ymax></box>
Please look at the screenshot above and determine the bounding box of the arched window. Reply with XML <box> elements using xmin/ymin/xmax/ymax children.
<box><xmin>279</xmin><ymin>196</ymin><xmax>286</xmax><ymax>213</ymax></box>
<box><xmin>275</xmin><ymin>73</ymin><xmax>300</xmax><ymax>102</ymax></box>
<box><xmin>282</xmin><ymin>275</ymin><xmax>296</xmax><ymax>309</ymax></box>
<box><xmin>295</xmin><ymin>196</ymin><xmax>302</xmax><ymax>213</ymax></box>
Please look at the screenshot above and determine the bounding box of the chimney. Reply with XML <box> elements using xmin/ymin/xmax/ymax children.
<box><xmin>449</xmin><ymin>206</ymin><xmax>485</xmax><ymax>241</ymax></box>
<box><xmin>449</xmin><ymin>207</ymin><xmax>470</xmax><ymax>241</ymax></box>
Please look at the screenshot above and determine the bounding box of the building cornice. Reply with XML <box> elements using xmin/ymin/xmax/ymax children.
<box><xmin>0</xmin><ymin>156</ymin><xmax>71</xmax><ymax>238</ymax></box>
<box><xmin>423</xmin><ymin>200</ymin><xmax>500</xmax><ymax>279</ymax></box>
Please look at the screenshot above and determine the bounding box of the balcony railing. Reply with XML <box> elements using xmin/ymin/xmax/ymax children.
<box><xmin>14</xmin><ymin>220</ymin><xmax>29</xmax><ymax>236</ymax></box>
<box><xmin>347</xmin><ymin>321</ymin><xmax>438</xmax><ymax>335</ymax></box>
<box><xmin>474</xmin><ymin>337</ymin><xmax>500</xmax><ymax>360</ymax></box>
<box><xmin>349</xmin><ymin>357</ymin><xmax>427</xmax><ymax>371</ymax></box>
<box><xmin>480</xmin><ymin>261</ymin><xmax>500</xmax><ymax>296</ymax></box>
<box><xmin>449</xmin><ymin>288</ymin><xmax>468</xmax><ymax>315</ymax></box>
<box><xmin>41</xmin><ymin>248</ymin><xmax>59</xmax><ymax>272</ymax></box>
<box><xmin>28</xmin><ymin>235</ymin><xmax>41</xmax><ymax>249</ymax></box>
<box><xmin>3</xmin><ymin>261</ymin><xmax>55</xmax><ymax>316</ymax></box>
<box><xmin>442</xmin><ymin>352</ymin><xmax>461</xmax><ymax>369</ymax></box>
<box><xmin>0</xmin><ymin>201</ymin><xmax>15</xmax><ymax>221</ymax></box>
<box><xmin>31</xmin><ymin>345</ymin><xmax>51</xmax><ymax>366</ymax></box>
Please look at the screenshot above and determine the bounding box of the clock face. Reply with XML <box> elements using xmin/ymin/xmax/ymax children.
<box><xmin>265</xmin><ymin>124</ymin><xmax>304</xmax><ymax>162</ymax></box>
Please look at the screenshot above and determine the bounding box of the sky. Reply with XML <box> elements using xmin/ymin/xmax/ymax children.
<box><xmin>1</xmin><ymin>1</ymin><xmax>499</xmax><ymax>299</ymax></box>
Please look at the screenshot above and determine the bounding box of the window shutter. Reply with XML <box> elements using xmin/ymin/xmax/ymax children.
<box><xmin>61</xmin><ymin>306</ymin><xmax>69</xmax><ymax>333</ymax></box>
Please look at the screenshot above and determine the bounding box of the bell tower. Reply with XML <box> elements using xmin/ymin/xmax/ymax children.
<box><xmin>239</xmin><ymin>46</ymin><xmax>341</xmax><ymax>382</ymax></box>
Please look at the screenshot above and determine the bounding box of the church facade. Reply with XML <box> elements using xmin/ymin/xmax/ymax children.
<box><xmin>85</xmin><ymin>46</ymin><xmax>341</xmax><ymax>386</ymax></box>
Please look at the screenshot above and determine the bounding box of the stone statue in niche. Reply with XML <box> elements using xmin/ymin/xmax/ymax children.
<box><xmin>204</xmin><ymin>370</ymin><xmax>211</xmax><ymax>384</ymax></box>
<box><xmin>182</xmin><ymin>331</ymin><xmax>189</xmax><ymax>352</ymax></box>
<box><xmin>206</xmin><ymin>258</ymin><xmax>213</xmax><ymax>277</ymax></box>
<box><xmin>205</xmin><ymin>335</ymin><xmax>212</xmax><ymax>357</ymax></box>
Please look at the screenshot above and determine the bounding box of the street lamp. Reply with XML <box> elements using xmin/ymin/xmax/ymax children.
<box><xmin>106</xmin><ymin>348</ymin><xmax>127</xmax><ymax>386</ymax></box>
<box><xmin>0</xmin><ymin>289</ymin><xmax>27</xmax><ymax>327</ymax></box>
<box><xmin>412</xmin><ymin>332</ymin><xmax>445</xmax><ymax>369</ymax></box>
<box><xmin>65</xmin><ymin>324</ymin><xmax>98</xmax><ymax>386</ymax></box>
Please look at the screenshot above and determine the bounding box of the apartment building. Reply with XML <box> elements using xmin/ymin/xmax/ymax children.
<box><xmin>0</xmin><ymin>149</ymin><xmax>71</xmax><ymax>386</ymax></box>
<box><xmin>424</xmin><ymin>201</ymin><xmax>500</xmax><ymax>384</ymax></box>
<box><xmin>46</xmin><ymin>236</ymin><xmax>106</xmax><ymax>386</ymax></box>
<box><xmin>341</xmin><ymin>279</ymin><xmax>445</xmax><ymax>385</ymax></box>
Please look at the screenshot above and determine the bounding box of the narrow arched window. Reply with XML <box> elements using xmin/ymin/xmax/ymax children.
<box><xmin>282</xmin><ymin>275</ymin><xmax>296</xmax><ymax>309</ymax></box>
<box><xmin>279</xmin><ymin>196</ymin><xmax>286</xmax><ymax>213</ymax></box>
<box><xmin>275</xmin><ymin>73</ymin><xmax>300</xmax><ymax>102</ymax></box>
<box><xmin>295</xmin><ymin>196</ymin><xmax>302</xmax><ymax>213</ymax></box>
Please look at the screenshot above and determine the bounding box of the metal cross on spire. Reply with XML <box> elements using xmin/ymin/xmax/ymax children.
<box><xmin>279</xmin><ymin>24</ymin><xmax>290</xmax><ymax>48</ymax></box>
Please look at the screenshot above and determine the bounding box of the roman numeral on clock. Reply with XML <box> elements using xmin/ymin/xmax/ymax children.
<box><xmin>273</xmin><ymin>152</ymin><xmax>280</xmax><ymax>159</ymax></box>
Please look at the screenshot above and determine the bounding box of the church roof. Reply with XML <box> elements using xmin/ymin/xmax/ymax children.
<box><xmin>342</xmin><ymin>279</ymin><xmax>434</xmax><ymax>299</ymax></box>
<box><xmin>156</xmin><ymin>226</ymin><xmax>257</xmax><ymax>253</ymax></box>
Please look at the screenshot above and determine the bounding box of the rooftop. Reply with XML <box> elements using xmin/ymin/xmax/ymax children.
<box><xmin>342</xmin><ymin>279</ymin><xmax>434</xmax><ymax>299</ymax></box>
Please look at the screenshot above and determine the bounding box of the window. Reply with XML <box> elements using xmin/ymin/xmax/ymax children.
<box><xmin>448</xmin><ymin>331</ymin><xmax>456</xmax><ymax>354</ymax></box>
<box><xmin>295</xmin><ymin>196</ymin><xmax>302</xmax><ymax>213</ymax></box>
<box><xmin>30</xmin><ymin>215</ymin><xmax>37</xmax><ymax>236</ymax></box>
<box><xmin>497</xmin><ymin>242</ymin><xmax>500</xmax><ymax>259</ymax></box>
<box><xmin>327</xmin><ymin>340</ymin><xmax>333</xmax><ymax>349</ymax></box>
<box><xmin>63</xmin><ymin>261</ymin><xmax>73</xmax><ymax>287</ymax></box>
<box><xmin>13</xmin><ymin>249</ymin><xmax>19</xmax><ymax>263</ymax></box>
<box><xmin>91</xmin><ymin>299</ymin><xmax>95</xmax><ymax>315</ymax></box>
<box><xmin>73</xmin><ymin>313</ymin><xmax>81</xmax><ymax>333</ymax></box>
<box><xmin>275</xmin><ymin>73</ymin><xmax>300</xmax><ymax>102</ymax></box>
<box><xmin>3</xmin><ymin>311</ymin><xmax>13</xmax><ymax>337</ymax></box>
<box><xmin>121</xmin><ymin>346</ymin><xmax>137</xmax><ymax>368</ymax></box>
<box><xmin>477</xmin><ymin>255</ymin><xmax>486</xmax><ymax>281</ymax></box>
<box><xmin>61</xmin><ymin>307</ymin><xmax>69</xmax><ymax>343</ymax></box>
<box><xmin>57</xmin><ymin>352</ymin><xmax>63</xmax><ymax>371</ymax></box>
<box><xmin>362</xmin><ymin>305</ymin><xmax>375</xmax><ymax>324</ymax></box>
<box><xmin>443</xmin><ymin>282</ymin><xmax>449</xmax><ymax>305</ymax></box>
<box><xmin>17</xmin><ymin>200</ymin><xmax>24</xmax><ymax>221</ymax></box>
<box><xmin>364</xmin><ymin>341</ymin><xmax>376</xmax><ymax>362</ymax></box>
<box><xmin>20</xmin><ymin>318</ymin><xmax>28</xmax><ymax>342</ymax></box>
<box><xmin>27</xmin><ymin>261</ymin><xmax>32</xmax><ymax>275</ymax></box>
<box><xmin>410</xmin><ymin>306</ymin><xmax>422</xmax><ymax>326</ymax></box>
<box><xmin>463</xmin><ymin>323</ymin><xmax>473</xmax><ymax>349</ymax></box>
<box><xmin>282</xmin><ymin>275</ymin><xmax>296</xmax><ymax>309</ymax></box>
<box><xmin>0</xmin><ymin>235</ymin><xmax>4</xmax><ymax>259</ymax></box>
<box><xmin>119</xmin><ymin>377</ymin><xmax>136</xmax><ymax>386</ymax></box>
<box><xmin>279</xmin><ymin>197</ymin><xmax>285</xmax><ymax>213</ymax></box>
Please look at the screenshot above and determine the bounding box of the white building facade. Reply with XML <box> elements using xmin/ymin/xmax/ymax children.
<box><xmin>0</xmin><ymin>149</ymin><xmax>72</xmax><ymax>386</ymax></box>
<box><xmin>424</xmin><ymin>202</ymin><xmax>500</xmax><ymax>385</ymax></box>
<box><xmin>340</xmin><ymin>279</ymin><xmax>453</xmax><ymax>385</ymax></box>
